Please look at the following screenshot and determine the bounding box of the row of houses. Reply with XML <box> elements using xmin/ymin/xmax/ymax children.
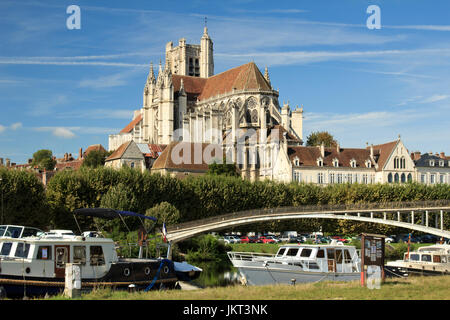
<box><xmin>103</xmin><ymin>136</ymin><xmax>450</xmax><ymax>185</ymax></box>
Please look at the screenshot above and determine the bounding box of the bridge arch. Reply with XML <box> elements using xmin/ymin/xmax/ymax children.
<box><xmin>166</xmin><ymin>201</ymin><xmax>450</xmax><ymax>243</ymax></box>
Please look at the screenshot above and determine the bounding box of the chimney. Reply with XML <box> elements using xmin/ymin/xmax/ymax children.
<box><xmin>0</xmin><ymin>158</ymin><xmax>3</xmax><ymax>166</ymax></box>
<box><xmin>79</xmin><ymin>147</ymin><xmax>83</xmax><ymax>160</ymax></box>
<box><xmin>413</xmin><ymin>151</ymin><xmax>421</xmax><ymax>161</ymax></box>
<box><xmin>370</xmin><ymin>144</ymin><xmax>374</xmax><ymax>158</ymax></box>
<box><xmin>319</xmin><ymin>142</ymin><xmax>325</xmax><ymax>158</ymax></box>
<box><xmin>6</xmin><ymin>158</ymin><xmax>10</xmax><ymax>167</ymax></box>
<box><xmin>440</xmin><ymin>152</ymin><xmax>446</xmax><ymax>159</ymax></box>
<box><xmin>64</xmin><ymin>153</ymin><xmax>68</xmax><ymax>161</ymax></box>
<box><xmin>336</xmin><ymin>142</ymin><xmax>340</xmax><ymax>154</ymax></box>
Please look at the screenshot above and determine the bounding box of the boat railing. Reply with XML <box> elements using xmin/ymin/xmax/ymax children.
<box><xmin>227</xmin><ymin>251</ymin><xmax>275</xmax><ymax>261</ymax></box>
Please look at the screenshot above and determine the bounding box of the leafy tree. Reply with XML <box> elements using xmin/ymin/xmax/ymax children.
<box><xmin>32</xmin><ymin>149</ymin><xmax>56</xmax><ymax>171</ymax></box>
<box><xmin>207</xmin><ymin>157</ymin><xmax>239</xmax><ymax>177</ymax></box>
<box><xmin>146</xmin><ymin>201</ymin><xmax>181</xmax><ymax>228</ymax></box>
<box><xmin>82</xmin><ymin>150</ymin><xmax>112</xmax><ymax>168</ymax></box>
<box><xmin>306</xmin><ymin>131</ymin><xmax>338</xmax><ymax>147</ymax></box>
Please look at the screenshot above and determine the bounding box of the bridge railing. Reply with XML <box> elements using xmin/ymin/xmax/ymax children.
<box><xmin>167</xmin><ymin>199</ymin><xmax>450</xmax><ymax>232</ymax></box>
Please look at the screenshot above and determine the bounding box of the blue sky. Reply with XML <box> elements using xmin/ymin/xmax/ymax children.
<box><xmin>0</xmin><ymin>0</ymin><xmax>449</xmax><ymax>164</ymax></box>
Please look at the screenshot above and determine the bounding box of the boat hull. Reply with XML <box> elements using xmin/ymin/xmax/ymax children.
<box><xmin>0</xmin><ymin>259</ymin><xmax>178</xmax><ymax>298</ymax></box>
<box><xmin>236</xmin><ymin>266</ymin><xmax>360</xmax><ymax>286</ymax></box>
<box><xmin>384</xmin><ymin>265</ymin><xmax>450</xmax><ymax>278</ymax></box>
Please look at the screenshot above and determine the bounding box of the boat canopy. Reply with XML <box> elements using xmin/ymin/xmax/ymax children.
<box><xmin>74</xmin><ymin>208</ymin><xmax>157</xmax><ymax>221</ymax></box>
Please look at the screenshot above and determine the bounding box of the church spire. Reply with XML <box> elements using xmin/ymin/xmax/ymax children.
<box><xmin>264</xmin><ymin>66</ymin><xmax>271</xmax><ymax>87</ymax></box>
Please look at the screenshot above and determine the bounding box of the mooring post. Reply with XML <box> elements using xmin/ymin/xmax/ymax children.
<box><xmin>64</xmin><ymin>263</ymin><xmax>81</xmax><ymax>299</ymax></box>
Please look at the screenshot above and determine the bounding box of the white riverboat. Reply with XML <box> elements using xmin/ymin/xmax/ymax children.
<box><xmin>0</xmin><ymin>209</ymin><xmax>201</xmax><ymax>298</ymax></box>
<box><xmin>227</xmin><ymin>241</ymin><xmax>361</xmax><ymax>286</ymax></box>
<box><xmin>384</xmin><ymin>244</ymin><xmax>450</xmax><ymax>277</ymax></box>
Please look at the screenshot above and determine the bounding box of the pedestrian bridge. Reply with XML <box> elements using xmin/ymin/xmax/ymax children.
<box><xmin>166</xmin><ymin>200</ymin><xmax>450</xmax><ymax>243</ymax></box>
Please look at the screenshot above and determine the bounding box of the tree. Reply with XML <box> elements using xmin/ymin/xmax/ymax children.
<box><xmin>32</xmin><ymin>149</ymin><xmax>56</xmax><ymax>171</ymax></box>
<box><xmin>146</xmin><ymin>202</ymin><xmax>180</xmax><ymax>228</ymax></box>
<box><xmin>207</xmin><ymin>157</ymin><xmax>239</xmax><ymax>177</ymax></box>
<box><xmin>306</xmin><ymin>131</ymin><xmax>338</xmax><ymax>147</ymax></box>
<box><xmin>82</xmin><ymin>149</ymin><xmax>111</xmax><ymax>168</ymax></box>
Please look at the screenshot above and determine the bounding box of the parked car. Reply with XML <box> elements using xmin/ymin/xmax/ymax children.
<box><xmin>258</xmin><ymin>236</ymin><xmax>276</xmax><ymax>244</ymax></box>
<box><xmin>228</xmin><ymin>235</ymin><xmax>241</xmax><ymax>243</ymax></box>
<box><xmin>221</xmin><ymin>235</ymin><xmax>240</xmax><ymax>244</ymax></box>
<box><xmin>240</xmin><ymin>236</ymin><xmax>258</xmax><ymax>243</ymax></box>
<box><xmin>331</xmin><ymin>236</ymin><xmax>349</xmax><ymax>243</ymax></box>
<box><xmin>418</xmin><ymin>234</ymin><xmax>440</xmax><ymax>243</ymax></box>
<box><xmin>384</xmin><ymin>236</ymin><xmax>394</xmax><ymax>243</ymax></box>
<box><xmin>263</xmin><ymin>235</ymin><xmax>280</xmax><ymax>243</ymax></box>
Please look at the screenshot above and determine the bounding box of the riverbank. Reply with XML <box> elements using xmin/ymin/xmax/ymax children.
<box><xmin>47</xmin><ymin>275</ymin><xmax>450</xmax><ymax>300</ymax></box>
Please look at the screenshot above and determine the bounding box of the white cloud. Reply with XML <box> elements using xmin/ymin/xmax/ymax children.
<box><xmin>0</xmin><ymin>125</ymin><xmax>6</xmax><ymax>133</ymax></box>
<box><xmin>421</xmin><ymin>94</ymin><xmax>450</xmax><ymax>103</ymax></box>
<box><xmin>34</xmin><ymin>127</ymin><xmax>76</xmax><ymax>138</ymax></box>
<box><xmin>10</xmin><ymin>122</ymin><xmax>22</xmax><ymax>130</ymax></box>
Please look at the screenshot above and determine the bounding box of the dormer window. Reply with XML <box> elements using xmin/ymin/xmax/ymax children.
<box><xmin>350</xmin><ymin>159</ymin><xmax>357</xmax><ymax>168</ymax></box>
<box><xmin>365</xmin><ymin>160</ymin><xmax>372</xmax><ymax>168</ymax></box>
<box><xmin>439</xmin><ymin>160</ymin><xmax>444</xmax><ymax>167</ymax></box>
<box><xmin>332</xmin><ymin>158</ymin><xmax>339</xmax><ymax>167</ymax></box>
<box><xmin>429</xmin><ymin>160</ymin><xmax>435</xmax><ymax>167</ymax></box>
<box><xmin>317</xmin><ymin>157</ymin><xmax>323</xmax><ymax>167</ymax></box>
<box><xmin>293</xmin><ymin>157</ymin><xmax>300</xmax><ymax>166</ymax></box>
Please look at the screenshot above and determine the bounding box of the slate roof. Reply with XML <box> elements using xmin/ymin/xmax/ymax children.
<box><xmin>414</xmin><ymin>153</ymin><xmax>450</xmax><ymax>168</ymax></box>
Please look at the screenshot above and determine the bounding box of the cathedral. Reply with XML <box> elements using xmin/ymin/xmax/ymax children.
<box><xmin>108</xmin><ymin>27</ymin><xmax>304</xmax><ymax>180</ymax></box>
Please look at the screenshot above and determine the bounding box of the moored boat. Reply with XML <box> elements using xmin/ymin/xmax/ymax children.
<box><xmin>384</xmin><ymin>244</ymin><xmax>450</xmax><ymax>277</ymax></box>
<box><xmin>0</xmin><ymin>209</ymin><xmax>201</xmax><ymax>298</ymax></box>
<box><xmin>227</xmin><ymin>241</ymin><xmax>361</xmax><ymax>286</ymax></box>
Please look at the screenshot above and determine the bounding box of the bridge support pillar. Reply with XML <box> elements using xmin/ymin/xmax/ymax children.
<box><xmin>397</xmin><ymin>211</ymin><xmax>401</xmax><ymax>222</ymax></box>
<box><xmin>411</xmin><ymin>211</ymin><xmax>414</xmax><ymax>225</ymax></box>
<box><xmin>426</xmin><ymin>211</ymin><xmax>429</xmax><ymax>227</ymax></box>
<box><xmin>441</xmin><ymin>210</ymin><xmax>444</xmax><ymax>230</ymax></box>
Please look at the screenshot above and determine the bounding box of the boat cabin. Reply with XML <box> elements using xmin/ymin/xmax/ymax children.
<box><xmin>274</xmin><ymin>244</ymin><xmax>359</xmax><ymax>273</ymax></box>
<box><xmin>0</xmin><ymin>225</ymin><xmax>44</xmax><ymax>239</ymax></box>
<box><xmin>0</xmin><ymin>229</ymin><xmax>118</xmax><ymax>279</ymax></box>
<box><xmin>404</xmin><ymin>245</ymin><xmax>450</xmax><ymax>264</ymax></box>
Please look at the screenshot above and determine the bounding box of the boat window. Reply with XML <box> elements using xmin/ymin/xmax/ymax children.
<box><xmin>37</xmin><ymin>246</ymin><xmax>52</xmax><ymax>260</ymax></box>
<box><xmin>0</xmin><ymin>226</ymin><xmax>6</xmax><ymax>236</ymax></box>
<box><xmin>5</xmin><ymin>226</ymin><xmax>22</xmax><ymax>238</ymax></box>
<box><xmin>22</xmin><ymin>228</ymin><xmax>40</xmax><ymax>238</ymax></box>
<box><xmin>15</xmin><ymin>242</ymin><xmax>31</xmax><ymax>258</ymax></box>
<box><xmin>327</xmin><ymin>248</ymin><xmax>335</xmax><ymax>260</ymax></box>
<box><xmin>286</xmin><ymin>248</ymin><xmax>299</xmax><ymax>257</ymax></box>
<box><xmin>409</xmin><ymin>254</ymin><xmax>420</xmax><ymax>261</ymax></box>
<box><xmin>344</xmin><ymin>249</ymin><xmax>352</xmax><ymax>262</ymax></box>
<box><xmin>276</xmin><ymin>248</ymin><xmax>286</xmax><ymax>257</ymax></box>
<box><xmin>73</xmin><ymin>246</ymin><xmax>86</xmax><ymax>265</ymax></box>
<box><xmin>0</xmin><ymin>242</ymin><xmax>12</xmax><ymax>255</ymax></box>
<box><xmin>432</xmin><ymin>255</ymin><xmax>441</xmax><ymax>263</ymax></box>
<box><xmin>90</xmin><ymin>246</ymin><xmax>105</xmax><ymax>266</ymax></box>
<box><xmin>55</xmin><ymin>247</ymin><xmax>68</xmax><ymax>268</ymax></box>
<box><xmin>336</xmin><ymin>249</ymin><xmax>343</xmax><ymax>263</ymax></box>
<box><xmin>316</xmin><ymin>249</ymin><xmax>325</xmax><ymax>258</ymax></box>
<box><xmin>421</xmin><ymin>254</ymin><xmax>431</xmax><ymax>262</ymax></box>
<box><xmin>441</xmin><ymin>256</ymin><xmax>447</xmax><ymax>263</ymax></box>
<box><xmin>300</xmin><ymin>248</ymin><xmax>312</xmax><ymax>258</ymax></box>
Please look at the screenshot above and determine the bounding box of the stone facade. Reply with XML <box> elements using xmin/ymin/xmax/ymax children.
<box><xmin>109</xmin><ymin>28</ymin><xmax>304</xmax><ymax>180</ymax></box>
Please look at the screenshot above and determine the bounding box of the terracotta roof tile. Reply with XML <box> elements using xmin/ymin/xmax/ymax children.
<box><xmin>120</xmin><ymin>114</ymin><xmax>142</xmax><ymax>134</ymax></box>
<box><xmin>289</xmin><ymin>146</ymin><xmax>373</xmax><ymax>168</ymax></box>
<box><xmin>152</xmin><ymin>141</ymin><xmax>220</xmax><ymax>172</ymax></box>
<box><xmin>106</xmin><ymin>141</ymin><xmax>132</xmax><ymax>161</ymax></box>
<box><xmin>368</xmin><ymin>140</ymin><xmax>398</xmax><ymax>170</ymax></box>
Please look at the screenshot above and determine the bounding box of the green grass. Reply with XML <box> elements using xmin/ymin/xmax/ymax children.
<box><xmin>46</xmin><ymin>275</ymin><xmax>450</xmax><ymax>300</ymax></box>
